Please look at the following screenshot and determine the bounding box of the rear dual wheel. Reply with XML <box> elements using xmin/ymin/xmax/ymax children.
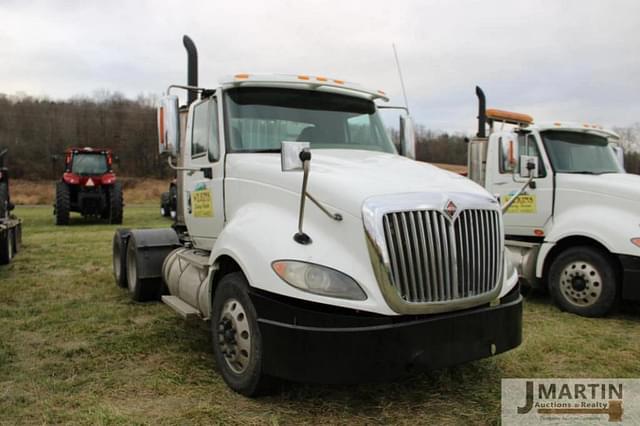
<box><xmin>0</xmin><ymin>229</ymin><xmax>13</xmax><ymax>265</ymax></box>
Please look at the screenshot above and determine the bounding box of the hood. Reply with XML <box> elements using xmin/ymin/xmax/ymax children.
<box><xmin>226</xmin><ymin>149</ymin><xmax>492</xmax><ymax>217</ymax></box>
<box><xmin>556</xmin><ymin>172</ymin><xmax>640</xmax><ymax>202</ymax></box>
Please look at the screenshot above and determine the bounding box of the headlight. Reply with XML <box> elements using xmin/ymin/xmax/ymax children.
<box><xmin>272</xmin><ymin>260</ymin><xmax>367</xmax><ymax>301</ymax></box>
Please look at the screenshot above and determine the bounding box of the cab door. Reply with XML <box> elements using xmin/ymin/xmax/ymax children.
<box><xmin>486</xmin><ymin>131</ymin><xmax>554</xmax><ymax>238</ymax></box>
<box><xmin>183</xmin><ymin>96</ymin><xmax>225</xmax><ymax>250</ymax></box>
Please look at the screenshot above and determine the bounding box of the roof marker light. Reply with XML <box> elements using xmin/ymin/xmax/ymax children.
<box><xmin>316</xmin><ymin>76</ymin><xmax>328</xmax><ymax>82</ymax></box>
<box><xmin>297</xmin><ymin>75</ymin><xmax>310</xmax><ymax>80</ymax></box>
<box><xmin>333</xmin><ymin>79</ymin><xmax>344</xmax><ymax>84</ymax></box>
<box><xmin>234</xmin><ymin>73</ymin><xmax>250</xmax><ymax>79</ymax></box>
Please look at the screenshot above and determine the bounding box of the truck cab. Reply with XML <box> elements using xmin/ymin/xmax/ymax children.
<box><xmin>468</xmin><ymin>87</ymin><xmax>640</xmax><ymax>317</ymax></box>
<box><xmin>113</xmin><ymin>37</ymin><xmax>522</xmax><ymax>396</ymax></box>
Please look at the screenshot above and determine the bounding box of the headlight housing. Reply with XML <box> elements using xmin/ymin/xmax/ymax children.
<box><xmin>272</xmin><ymin>260</ymin><xmax>367</xmax><ymax>301</ymax></box>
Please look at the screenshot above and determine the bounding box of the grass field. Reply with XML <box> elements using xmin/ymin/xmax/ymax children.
<box><xmin>1</xmin><ymin>205</ymin><xmax>639</xmax><ymax>425</ymax></box>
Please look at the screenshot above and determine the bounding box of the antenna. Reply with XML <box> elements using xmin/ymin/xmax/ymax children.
<box><xmin>392</xmin><ymin>43</ymin><xmax>410</xmax><ymax>112</ymax></box>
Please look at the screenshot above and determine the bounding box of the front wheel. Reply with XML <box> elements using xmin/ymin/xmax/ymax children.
<box><xmin>548</xmin><ymin>246</ymin><xmax>617</xmax><ymax>317</ymax></box>
<box><xmin>211</xmin><ymin>273</ymin><xmax>270</xmax><ymax>397</ymax></box>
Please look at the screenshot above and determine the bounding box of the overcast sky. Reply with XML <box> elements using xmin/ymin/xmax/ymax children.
<box><xmin>1</xmin><ymin>0</ymin><xmax>639</xmax><ymax>132</ymax></box>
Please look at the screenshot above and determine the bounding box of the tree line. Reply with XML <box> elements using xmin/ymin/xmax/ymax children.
<box><xmin>0</xmin><ymin>92</ymin><xmax>638</xmax><ymax>179</ymax></box>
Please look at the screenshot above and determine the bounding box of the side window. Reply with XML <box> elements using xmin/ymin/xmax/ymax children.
<box><xmin>499</xmin><ymin>136</ymin><xmax>517</xmax><ymax>174</ymax></box>
<box><xmin>208</xmin><ymin>99</ymin><xmax>219</xmax><ymax>161</ymax></box>
<box><xmin>191</xmin><ymin>101</ymin><xmax>209</xmax><ymax>158</ymax></box>
<box><xmin>191</xmin><ymin>99</ymin><xmax>220</xmax><ymax>161</ymax></box>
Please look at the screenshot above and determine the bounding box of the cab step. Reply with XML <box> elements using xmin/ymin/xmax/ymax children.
<box><xmin>161</xmin><ymin>295</ymin><xmax>200</xmax><ymax>320</ymax></box>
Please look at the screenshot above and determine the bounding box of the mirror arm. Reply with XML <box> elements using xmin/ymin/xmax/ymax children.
<box><xmin>305</xmin><ymin>192</ymin><xmax>342</xmax><ymax>221</ymax></box>
<box><xmin>501</xmin><ymin>174</ymin><xmax>535</xmax><ymax>214</ymax></box>
<box><xmin>167</xmin><ymin>156</ymin><xmax>211</xmax><ymax>179</ymax></box>
<box><xmin>294</xmin><ymin>150</ymin><xmax>312</xmax><ymax>245</ymax></box>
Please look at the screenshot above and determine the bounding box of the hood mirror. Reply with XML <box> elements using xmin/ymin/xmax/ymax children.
<box><xmin>519</xmin><ymin>155</ymin><xmax>539</xmax><ymax>178</ymax></box>
<box><xmin>281</xmin><ymin>141</ymin><xmax>342</xmax><ymax>245</ymax></box>
<box><xmin>399</xmin><ymin>115</ymin><xmax>416</xmax><ymax>160</ymax></box>
<box><xmin>281</xmin><ymin>141</ymin><xmax>310</xmax><ymax>171</ymax></box>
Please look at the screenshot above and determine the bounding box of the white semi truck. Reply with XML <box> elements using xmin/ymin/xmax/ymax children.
<box><xmin>112</xmin><ymin>36</ymin><xmax>522</xmax><ymax>396</ymax></box>
<box><xmin>467</xmin><ymin>87</ymin><xmax>640</xmax><ymax>317</ymax></box>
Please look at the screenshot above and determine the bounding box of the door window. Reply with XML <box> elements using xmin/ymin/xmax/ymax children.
<box><xmin>191</xmin><ymin>99</ymin><xmax>219</xmax><ymax>161</ymax></box>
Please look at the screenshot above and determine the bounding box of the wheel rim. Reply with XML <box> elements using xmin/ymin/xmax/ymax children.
<box><xmin>216</xmin><ymin>298</ymin><xmax>252</xmax><ymax>374</ymax></box>
<box><xmin>559</xmin><ymin>260</ymin><xmax>603</xmax><ymax>307</ymax></box>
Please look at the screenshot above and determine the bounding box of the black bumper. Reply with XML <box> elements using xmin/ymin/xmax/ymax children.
<box><xmin>250</xmin><ymin>288</ymin><xmax>522</xmax><ymax>384</ymax></box>
<box><xmin>619</xmin><ymin>254</ymin><xmax>640</xmax><ymax>301</ymax></box>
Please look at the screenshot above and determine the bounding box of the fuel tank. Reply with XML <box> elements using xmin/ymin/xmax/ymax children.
<box><xmin>162</xmin><ymin>248</ymin><xmax>211</xmax><ymax>317</ymax></box>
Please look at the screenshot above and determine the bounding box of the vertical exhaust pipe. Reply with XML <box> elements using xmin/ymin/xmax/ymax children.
<box><xmin>476</xmin><ymin>86</ymin><xmax>486</xmax><ymax>138</ymax></box>
<box><xmin>182</xmin><ymin>35</ymin><xmax>198</xmax><ymax>105</ymax></box>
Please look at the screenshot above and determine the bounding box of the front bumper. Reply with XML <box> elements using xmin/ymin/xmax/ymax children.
<box><xmin>619</xmin><ymin>254</ymin><xmax>640</xmax><ymax>301</ymax></box>
<box><xmin>250</xmin><ymin>286</ymin><xmax>522</xmax><ymax>384</ymax></box>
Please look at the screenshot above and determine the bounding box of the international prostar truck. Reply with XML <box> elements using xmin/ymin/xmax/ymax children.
<box><xmin>112</xmin><ymin>36</ymin><xmax>522</xmax><ymax>396</ymax></box>
<box><xmin>467</xmin><ymin>86</ymin><xmax>640</xmax><ymax>317</ymax></box>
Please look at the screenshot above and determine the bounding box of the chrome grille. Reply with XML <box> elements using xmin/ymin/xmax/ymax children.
<box><xmin>382</xmin><ymin>209</ymin><xmax>502</xmax><ymax>303</ymax></box>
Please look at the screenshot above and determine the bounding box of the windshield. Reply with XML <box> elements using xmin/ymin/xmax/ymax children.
<box><xmin>541</xmin><ymin>130</ymin><xmax>622</xmax><ymax>174</ymax></box>
<box><xmin>224</xmin><ymin>87</ymin><xmax>396</xmax><ymax>154</ymax></box>
<box><xmin>71</xmin><ymin>153</ymin><xmax>109</xmax><ymax>175</ymax></box>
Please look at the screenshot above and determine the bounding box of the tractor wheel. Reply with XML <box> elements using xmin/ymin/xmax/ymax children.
<box><xmin>0</xmin><ymin>183</ymin><xmax>8</xmax><ymax>220</ymax></box>
<box><xmin>549</xmin><ymin>245</ymin><xmax>617</xmax><ymax>317</ymax></box>
<box><xmin>0</xmin><ymin>229</ymin><xmax>13</xmax><ymax>265</ymax></box>
<box><xmin>109</xmin><ymin>182</ymin><xmax>123</xmax><ymax>225</ymax></box>
<box><xmin>55</xmin><ymin>182</ymin><xmax>70</xmax><ymax>225</ymax></box>
<box><xmin>160</xmin><ymin>192</ymin><xmax>171</xmax><ymax>217</ymax></box>
<box><xmin>211</xmin><ymin>272</ymin><xmax>272</xmax><ymax>397</ymax></box>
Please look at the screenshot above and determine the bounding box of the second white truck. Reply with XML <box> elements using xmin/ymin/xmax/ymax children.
<box><xmin>467</xmin><ymin>87</ymin><xmax>640</xmax><ymax>317</ymax></box>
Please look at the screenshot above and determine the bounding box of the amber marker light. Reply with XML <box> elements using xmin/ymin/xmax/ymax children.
<box><xmin>631</xmin><ymin>238</ymin><xmax>640</xmax><ymax>248</ymax></box>
<box><xmin>234</xmin><ymin>73</ymin><xmax>250</xmax><ymax>79</ymax></box>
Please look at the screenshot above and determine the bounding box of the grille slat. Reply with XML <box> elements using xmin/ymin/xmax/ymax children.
<box><xmin>382</xmin><ymin>208</ymin><xmax>501</xmax><ymax>304</ymax></box>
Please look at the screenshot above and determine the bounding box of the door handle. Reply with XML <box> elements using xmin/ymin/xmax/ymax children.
<box><xmin>186</xmin><ymin>191</ymin><xmax>192</xmax><ymax>214</ymax></box>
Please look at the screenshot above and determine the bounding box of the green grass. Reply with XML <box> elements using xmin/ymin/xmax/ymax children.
<box><xmin>1</xmin><ymin>205</ymin><xmax>639</xmax><ymax>425</ymax></box>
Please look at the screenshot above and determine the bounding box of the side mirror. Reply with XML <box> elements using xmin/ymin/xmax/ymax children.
<box><xmin>610</xmin><ymin>144</ymin><xmax>625</xmax><ymax>170</ymax></box>
<box><xmin>519</xmin><ymin>155</ymin><xmax>539</xmax><ymax>178</ymax></box>
<box><xmin>499</xmin><ymin>133</ymin><xmax>518</xmax><ymax>173</ymax></box>
<box><xmin>158</xmin><ymin>95</ymin><xmax>180</xmax><ymax>156</ymax></box>
<box><xmin>399</xmin><ymin>115</ymin><xmax>416</xmax><ymax>160</ymax></box>
<box><xmin>281</xmin><ymin>141</ymin><xmax>310</xmax><ymax>171</ymax></box>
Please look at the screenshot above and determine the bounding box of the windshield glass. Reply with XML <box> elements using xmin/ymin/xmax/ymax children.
<box><xmin>71</xmin><ymin>153</ymin><xmax>109</xmax><ymax>175</ymax></box>
<box><xmin>541</xmin><ymin>130</ymin><xmax>622</xmax><ymax>174</ymax></box>
<box><xmin>224</xmin><ymin>87</ymin><xmax>396</xmax><ymax>154</ymax></box>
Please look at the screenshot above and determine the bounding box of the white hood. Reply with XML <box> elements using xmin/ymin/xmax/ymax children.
<box><xmin>556</xmin><ymin>172</ymin><xmax>640</xmax><ymax>202</ymax></box>
<box><xmin>226</xmin><ymin>149</ymin><xmax>491</xmax><ymax>217</ymax></box>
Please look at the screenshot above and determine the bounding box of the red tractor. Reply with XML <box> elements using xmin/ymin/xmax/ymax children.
<box><xmin>54</xmin><ymin>147</ymin><xmax>123</xmax><ymax>225</ymax></box>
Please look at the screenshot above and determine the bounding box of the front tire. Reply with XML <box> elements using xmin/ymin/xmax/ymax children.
<box><xmin>211</xmin><ymin>273</ymin><xmax>269</xmax><ymax>397</ymax></box>
<box><xmin>55</xmin><ymin>182</ymin><xmax>70</xmax><ymax>225</ymax></box>
<box><xmin>549</xmin><ymin>246</ymin><xmax>617</xmax><ymax>317</ymax></box>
